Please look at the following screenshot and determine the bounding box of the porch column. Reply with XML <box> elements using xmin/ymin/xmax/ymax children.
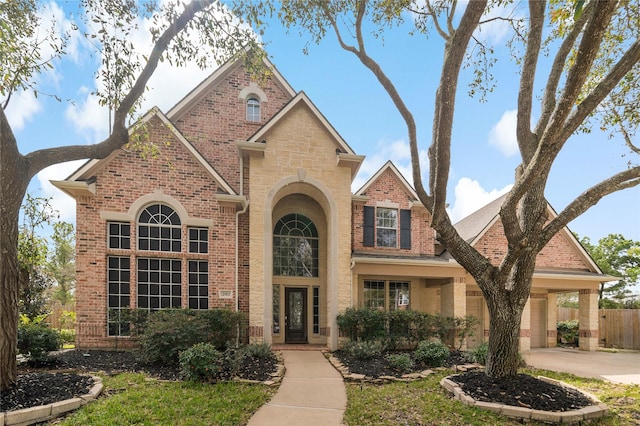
<box><xmin>441</xmin><ymin>277</ymin><xmax>466</xmax><ymax>349</ymax></box>
<box><xmin>578</xmin><ymin>288</ymin><xmax>599</xmax><ymax>351</ymax></box>
<box><xmin>547</xmin><ymin>293</ymin><xmax>558</xmax><ymax>348</ymax></box>
<box><xmin>519</xmin><ymin>298</ymin><xmax>531</xmax><ymax>352</ymax></box>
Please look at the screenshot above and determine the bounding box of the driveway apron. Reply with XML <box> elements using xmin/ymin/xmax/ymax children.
<box><xmin>248</xmin><ymin>350</ymin><xmax>347</xmax><ymax>426</ymax></box>
<box><xmin>525</xmin><ymin>347</ymin><xmax>640</xmax><ymax>384</ymax></box>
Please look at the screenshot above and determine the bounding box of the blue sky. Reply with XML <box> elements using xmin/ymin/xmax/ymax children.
<box><xmin>6</xmin><ymin>1</ymin><xmax>639</xmax><ymax>244</ymax></box>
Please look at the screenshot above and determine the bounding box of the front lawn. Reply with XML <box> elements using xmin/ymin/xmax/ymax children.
<box><xmin>58</xmin><ymin>372</ymin><xmax>276</xmax><ymax>426</ymax></box>
<box><xmin>344</xmin><ymin>369</ymin><xmax>640</xmax><ymax>425</ymax></box>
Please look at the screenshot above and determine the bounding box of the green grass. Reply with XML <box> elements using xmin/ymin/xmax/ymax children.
<box><xmin>344</xmin><ymin>369</ymin><xmax>640</xmax><ymax>425</ymax></box>
<box><xmin>55</xmin><ymin>367</ymin><xmax>639</xmax><ymax>425</ymax></box>
<box><xmin>58</xmin><ymin>373</ymin><xmax>276</xmax><ymax>426</ymax></box>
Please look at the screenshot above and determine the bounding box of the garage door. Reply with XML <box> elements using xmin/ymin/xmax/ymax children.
<box><xmin>530</xmin><ymin>299</ymin><xmax>547</xmax><ymax>348</ymax></box>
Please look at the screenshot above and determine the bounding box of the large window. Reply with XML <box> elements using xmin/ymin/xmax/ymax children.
<box><xmin>137</xmin><ymin>258</ymin><xmax>182</xmax><ymax>309</ymax></box>
<box><xmin>106</xmin><ymin>203</ymin><xmax>211</xmax><ymax>336</ymax></box>
<box><xmin>273</xmin><ymin>213</ymin><xmax>319</xmax><ymax>277</ymax></box>
<box><xmin>363</xmin><ymin>280</ymin><xmax>410</xmax><ymax>311</ymax></box>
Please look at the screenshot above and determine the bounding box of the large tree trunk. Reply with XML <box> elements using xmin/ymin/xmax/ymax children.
<box><xmin>0</xmin><ymin>200</ymin><xmax>21</xmax><ymax>390</ymax></box>
<box><xmin>1</xmin><ymin>105</ymin><xmax>30</xmax><ymax>391</ymax></box>
<box><xmin>484</xmin><ymin>298</ymin><xmax>524</xmax><ymax>377</ymax></box>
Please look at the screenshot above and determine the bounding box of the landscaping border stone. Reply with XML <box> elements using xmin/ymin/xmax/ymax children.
<box><xmin>0</xmin><ymin>375</ymin><xmax>102</xmax><ymax>426</ymax></box>
<box><xmin>440</xmin><ymin>375</ymin><xmax>609</xmax><ymax>424</ymax></box>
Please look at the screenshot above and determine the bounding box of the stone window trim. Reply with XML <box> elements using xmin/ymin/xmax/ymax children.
<box><xmin>99</xmin><ymin>191</ymin><xmax>213</xmax><ymax>228</ymax></box>
<box><xmin>239</xmin><ymin>82</ymin><xmax>268</xmax><ymax>123</ymax></box>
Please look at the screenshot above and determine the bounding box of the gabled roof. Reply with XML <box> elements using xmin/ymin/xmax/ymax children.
<box><xmin>240</xmin><ymin>91</ymin><xmax>364</xmax><ymax>179</ymax></box>
<box><xmin>354</xmin><ymin>160</ymin><xmax>419</xmax><ymax>201</ymax></box>
<box><xmin>167</xmin><ymin>52</ymin><xmax>296</xmax><ymax>122</ymax></box>
<box><xmin>452</xmin><ymin>194</ymin><xmax>603</xmax><ymax>273</ymax></box>
<box><xmin>51</xmin><ymin>107</ymin><xmax>237</xmax><ymax>197</ymax></box>
<box><xmin>453</xmin><ymin>194</ymin><xmax>506</xmax><ymax>244</ymax></box>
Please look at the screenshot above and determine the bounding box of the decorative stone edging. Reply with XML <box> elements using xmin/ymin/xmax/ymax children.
<box><xmin>0</xmin><ymin>375</ymin><xmax>103</xmax><ymax>426</ymax></box>
<box><xmin>1</xmin><ymin>354</ymin><xmax>285</xmax><ymax>426</ymax></box>
<box><xmin>440</xmin><ymin>375</ymin><xmax>609</xmax><ymax>424</ymax></box>
<box><xmin>324</xmin><ymin>351</ymin><xmax>482</xmax><ymax>384</ymax></box>
<box><xmin>235</xmin><ymin>352</ymin><xmax>286</xmax><ymax>387</ymax></box>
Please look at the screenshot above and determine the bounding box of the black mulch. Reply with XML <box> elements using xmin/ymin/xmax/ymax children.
<box><xmin>333</xmin><ymin>350</ymin><xmax>596</xmax><ymax>413</ymax></box>
<box><xmin>2</xmin><ymin>349</ymin><xmax>278</xmax><ymax>413</ymax></box>
<box><xmin>450</xmin><ymin>371</ymin><xmax>595</xmax><ymax>412</ymax></box>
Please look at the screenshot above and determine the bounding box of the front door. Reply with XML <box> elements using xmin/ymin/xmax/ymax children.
<box><xmin>285</xmin><ymin>288</ymin><xmax>307</xmax><ymax>343</ymax></box>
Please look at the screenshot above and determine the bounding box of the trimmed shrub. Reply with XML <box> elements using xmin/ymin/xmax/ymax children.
<box><xmin>557</xmin><ymin>320</ymin><xmax>579</xmax><ymax>346</ymax></box>
<box><xmin>337</xmin><ymin>308</ymin><xmax>385</xmax><ymax>342</ymax></box>
<box><xmin>385</xmin><ymin>353</ymin><xmax>414</xmax><ymax>373</ymax></box>
<box><xmin>342</xmin><ymin>340</ymin><xmax>385</xmax><ymax>360</ymax></box>
<box><xmin>139</xmin><ymin>309</ymin><xmax>246</xmax><ymax>365</ymax></box>
<box><xmin>242</xmin><ymin>343</ymin><xmax>272</xmax><ymax>359</ymax></box>
<box><xmin>468</xmin><ymin>341</ymin><xmax>489</xmax><ymax>365</ymax></box>
<box><xmin>17</xmin><ymin>324</ymin><xmax>61</xmax><ymax>361</ymax></box>
<box><xmin>179</xmin><ymin>343</ymin><xmax>223</xmax><ymax>382</ymax></box>
<box><xmin>414</xmin><ymin>340</ymin><xmax>450</xmax><ymax>367</ymax></box>
<box><xmin>386</xmin><ymin>310</ymin><xmax>424</xmax><ymax>349</ymax></box>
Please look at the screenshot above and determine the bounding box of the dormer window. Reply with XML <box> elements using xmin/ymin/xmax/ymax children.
<box><xmin>246</xmin><ymin>97</ymin><xmax>261</xmax><ymax>122</ymax></box>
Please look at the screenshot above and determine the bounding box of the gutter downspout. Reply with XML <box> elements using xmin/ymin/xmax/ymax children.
<box><xmin>235</xmin><ymin>152</ymin><xmax>248</xmax><ymax>312</ymax></box>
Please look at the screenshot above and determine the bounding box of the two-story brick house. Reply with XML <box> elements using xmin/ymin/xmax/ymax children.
<box><xmin>53</xmin><ymin>54</ymin><xmax>607</xmax><ymax>352</ymax></box>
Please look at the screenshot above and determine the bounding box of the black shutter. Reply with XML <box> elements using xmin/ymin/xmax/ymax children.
<box><xmin>363</xmin><ymin>206</ymin><xmax>375</xmax><ymax>247</ymax></box>
<box><xmin>400</xmin><ymin>209</ymin><xmax>411</xmax><ymax>249</ymax></box>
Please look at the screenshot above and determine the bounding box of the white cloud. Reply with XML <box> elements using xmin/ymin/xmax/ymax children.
<box><xmin>35</xmin><ymin>160</ymin><xmax>86</xmax><ymax>223</ymax></box>
<box><xmin>352</xmin><ymin>139</ymin><xmax>429</xmax><ymax>192</ymax></box>
<box><xmin>475</xmin><ymin>2</ymin><xmax>526</xmax><ymax>45</ymax></box>
<box><xmin>4</xmin><ymin>91</ymin><xmax>42</xmax><ymax>131</ymax></box>
<box><xmin>65</xmin><ymin>2</ymin><xmax>255</xmax><ymax>141</ymax></box>
<box><xmin>447</xmin><ymin>177</ymin><xmax>512</xmax><ymax>223</ymax></box>
<box><xmin>65</xmin><ymin>86</ymin><xmax>110</xmax><ymax>143</ymax></box>
<box><xmin>488</xmin><ymin>109</ymin><xmax>518</xmax><ymax>157</ymax></box>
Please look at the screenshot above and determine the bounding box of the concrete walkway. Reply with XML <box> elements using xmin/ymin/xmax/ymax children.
<box><xmin>248</xmin><ymin>350</ymin><xmax>346</xmax><ymax>426</ymax></box>
<box><xmin>524</xmin><ymin>347</ymin><xmax>640</xmax><ymax>384</ymax></box>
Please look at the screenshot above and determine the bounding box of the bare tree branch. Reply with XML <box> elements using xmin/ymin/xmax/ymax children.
<box><xmin>562</xmin><ymin>40</ymin><xmax>640</xmax><ymax>141</ymax></box>
<box><xmin>542</xmin><ymin>166</ymin><xmax>640</xmax><ymax>243</ymax></box>
<box><xmin>543</xmin><ymin>1</ymin><xmax>618</xmax><ymax>144</ymax></box>
<box><xmin>516</xmin><ymin>0</ymin><xmax>544</xmax><ymax>164</ymax></box>
<box><xmin>23</xmin><ymin>0</ymin><xmax>216</xmax><ymax>179</ymax></box>
<box><xmin>536</xmin><ymin>1</ymin><xmax>594</xmax><ymax>135</ymax></box>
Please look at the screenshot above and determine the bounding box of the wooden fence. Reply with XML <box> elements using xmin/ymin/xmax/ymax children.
<box><xmin>557</xmin><ymin>307</ymin><xmax>640</xmax><ymax>350</ymax></box>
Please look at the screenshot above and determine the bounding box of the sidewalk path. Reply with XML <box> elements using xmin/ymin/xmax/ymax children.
<box><xmin>248</xmin><ymin>350</ymin><xmax>347</xmax><ymax>426</ymax></box>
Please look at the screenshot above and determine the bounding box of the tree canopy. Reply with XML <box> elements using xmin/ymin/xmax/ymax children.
<box><xmin>580</xmin><ymin>233</ymin><xmax>640</xmax><ymax>307</ymax></box>
<box><xmin>236</xmin><ymin>0</ymin><xmax>640</xmax><ymax>377</ymax></box>
<box><xmin>1</xmin><ymin>0</ymin><xmax>261</xmax><ymax>391</ymax></box>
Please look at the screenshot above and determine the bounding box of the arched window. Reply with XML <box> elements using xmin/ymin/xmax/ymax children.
<box><xmin>247</xmin><ymin>97</ymin><xmax>261</xmax><ymax>122</ymax></box>
<box><xmin>273</xmin><ymin>214</ymin><xmax>319</xmax><ymax>277</ymax></box>
<box><xmin>138</xmin><ymin>203</ymin><xmax>181</xmax><ymax>252</ymax></box>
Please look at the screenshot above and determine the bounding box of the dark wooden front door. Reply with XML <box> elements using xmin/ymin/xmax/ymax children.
<box><xmin>285</xmin><ymin>288</ymin><xmax>307</xmax><ymax>343</ymax></box>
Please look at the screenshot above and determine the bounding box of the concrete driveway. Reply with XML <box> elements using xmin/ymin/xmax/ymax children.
<box><xmin>524</xmin><ymin>347</ymin><xmax>640</xmax><ymax>384</ymax></box>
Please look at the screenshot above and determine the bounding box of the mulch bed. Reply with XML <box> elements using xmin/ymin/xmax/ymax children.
<box><xmin>2</xmin><ymin>349</ymin><xmax>278</xmax><ymax>413</ymax></box>
<box><xmin>333</xmin><ymin>350</ymin><xmax>597</xmax><ymax>412</ymax></box>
